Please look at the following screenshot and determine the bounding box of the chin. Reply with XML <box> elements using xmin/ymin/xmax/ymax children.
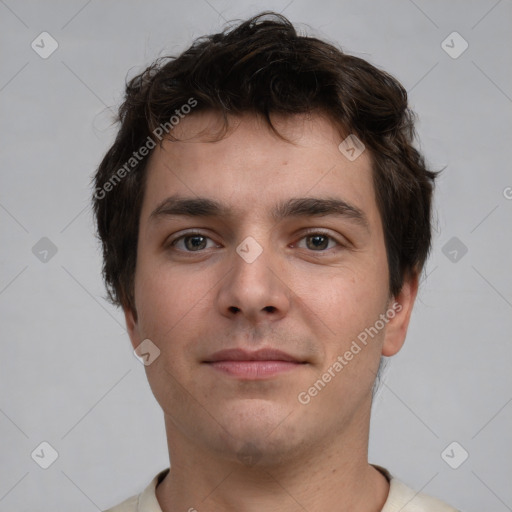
<box><xmin>210</xmin><ymin>401</ymin><xmax>304</xmax><ymax>457</ymax></box>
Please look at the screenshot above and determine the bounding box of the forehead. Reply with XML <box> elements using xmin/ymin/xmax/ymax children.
<box><xmin>141</xmin><ymin>111</ymin><xmax>380</xmax><ymax>229</ymax></box>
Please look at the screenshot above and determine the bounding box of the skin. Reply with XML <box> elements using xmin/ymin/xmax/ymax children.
<box><xmin>124</xmin><ymin>111</ymin><xmax>419</xmax><ymax>512</ymax></box>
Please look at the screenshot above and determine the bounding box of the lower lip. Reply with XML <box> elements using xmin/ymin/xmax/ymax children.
<box><xmin>206</xmin><ymin>361</ymin><xmax>303</xmax><ymax>379</ymax></box>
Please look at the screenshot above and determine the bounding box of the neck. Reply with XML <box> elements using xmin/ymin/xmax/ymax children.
<box><xmin>156</xmin><ymin>408</ymin><xmax>389</xmax><ymax>512</ymax></box>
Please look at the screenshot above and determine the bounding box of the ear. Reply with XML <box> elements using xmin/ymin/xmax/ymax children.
<box><xmin>123</xmin><ymin>305</ymin><xmax>141</xmax><ymax>352</ymax></box>
<box><xmin>381</xmin><ymin>270</ymin><xmax>420</xmax><ymax>357</ymax></box>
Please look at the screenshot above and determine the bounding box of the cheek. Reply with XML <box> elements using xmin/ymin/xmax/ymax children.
<box><xmin>302</xmin><ymin>266</ymin><xmax>388</xmax><ymax>358</ymax></box>
<box><xmin>134</xmin><ymin>257</ymin><xmax>183</xmax><ymax>337</ymax></box>
<box><xmin>134</xmin><ymin>257</ymin><xmax>215</xmax><ymax>353</ymax></box>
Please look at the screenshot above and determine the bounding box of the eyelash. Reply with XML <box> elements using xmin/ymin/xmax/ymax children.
<box><xmin>168</xmin><ymin>229</ymin><xmax>343</xmax><ymax>254</ymax></box>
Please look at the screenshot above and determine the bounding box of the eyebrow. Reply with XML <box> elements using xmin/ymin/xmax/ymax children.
<box><xmin>149</xmin><ymin>194</ymin><xmax>369</xmax><ymax>231</ymax></box>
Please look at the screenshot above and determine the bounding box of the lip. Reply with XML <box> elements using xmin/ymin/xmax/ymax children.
<box><xmin>203</xmin><ymin>348</ymin><xmax>306</xmax><ymax>379</ymax></box>
<box><xmin>205</xmin><ymin>348</ymin><xmax>301</xmax><ymax>363</ymax></box>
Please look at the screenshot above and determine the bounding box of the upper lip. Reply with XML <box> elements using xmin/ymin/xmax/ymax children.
<box><xmin>204</xmin><ymin>348</ymin><xmax>303</xmax><ymax>363</ymax></box>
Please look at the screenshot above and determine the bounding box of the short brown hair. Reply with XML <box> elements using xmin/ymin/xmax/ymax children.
<box><xmin>92</xmin><ymin>11</ymin><xmax>439</xmax><ymax>314</ymax></box>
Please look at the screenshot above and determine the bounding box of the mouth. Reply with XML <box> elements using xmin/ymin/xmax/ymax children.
<box><xmin>203</xmin><ymin>348</ymin><xmax>307</xmax><ymax>379</ymax></box>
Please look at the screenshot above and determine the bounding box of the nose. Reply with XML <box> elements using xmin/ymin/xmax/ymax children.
<box><xmin>215</xmin><ymin>238</ymin><xmax>291</xmax><ymax>325</ymax></box>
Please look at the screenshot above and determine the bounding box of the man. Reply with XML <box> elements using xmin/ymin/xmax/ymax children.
<box><xmin>94</xmin><ymin>11</ymin><xmax>458</xmax><ymax>512</ymax></box>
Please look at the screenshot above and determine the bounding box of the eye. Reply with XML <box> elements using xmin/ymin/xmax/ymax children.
<box><xmin>168</xmin><ymin>230</ymin><xmax>343</xmax><ymax>254</ymax></box>
<box><xmin>295</xmin><ymin>231</ymin><xmax>341</xmax><ymax>251</ymax></box>
<box><xmin>170</xmin><ymin>233</ymin><xmax>218</xmax><ymax>252</ymax></box>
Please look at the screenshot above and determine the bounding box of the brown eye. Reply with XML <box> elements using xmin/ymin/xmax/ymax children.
<box><xmin>171</xmin><ymin>233</ymin><xmax>215</xmax><ymax>252</ymax></box>
<box><xmin>296</xmin><ymin>232</ymin><xmax>340</xmax><ymax>252</ymax></box>
<box><xmin>305</xmin><ymin>234</ymin><xmax>330</xmax><ymax>250</ymax></box>
<box><xmin>184</xmin><ymin>235</ymin><xmax>208</xmax><ymax>251</ymax></box>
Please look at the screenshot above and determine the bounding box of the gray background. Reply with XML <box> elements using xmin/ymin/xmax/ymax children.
<box><xmin>1</xmin><ymin>1</ymin><xmax>511</xmax><ymax>511</ymax></box>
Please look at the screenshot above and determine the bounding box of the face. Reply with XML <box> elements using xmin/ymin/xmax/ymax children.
<box><xmin>125</xmin><ymin>111</ymin><xmax>418</xmax><ymax>464</ymax></box>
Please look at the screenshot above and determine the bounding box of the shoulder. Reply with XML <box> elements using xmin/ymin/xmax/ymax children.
<box><xmin>103</xmin><ymin>494</ymin><xmax>138</xmax><ymax>512</ymax></box>
<box><xmin>102</xmin><ymin>468</ymin><xmax>169</xmax><ymax>512</ymax></box>
<box><xmin>374</xmin><ymin>465</ymin><xmax>460</xmax><ymax>512</ymax></box>
<box><xmin>384</xmin><ymin>477</ymin><xmax>460</xmax><ymax>511</ymax></box>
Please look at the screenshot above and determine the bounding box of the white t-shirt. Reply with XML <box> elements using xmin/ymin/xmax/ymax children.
<box><xmin>103</xmin><ymin>465</ymin><xmax>459</xmax><ymax>511</ymax></box>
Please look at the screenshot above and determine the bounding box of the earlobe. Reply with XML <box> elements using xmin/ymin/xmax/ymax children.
<box><xmin>381</xmin><ymin>271</ymin><xmax>419</xmax><ymax>357</ymax></box>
